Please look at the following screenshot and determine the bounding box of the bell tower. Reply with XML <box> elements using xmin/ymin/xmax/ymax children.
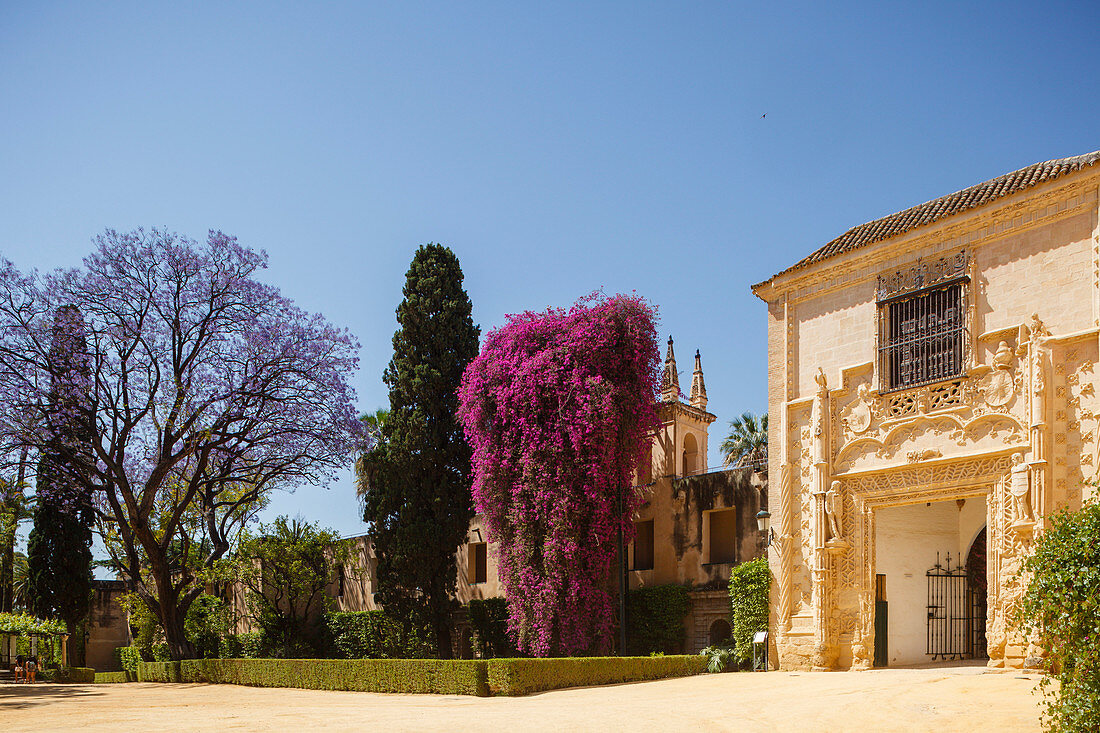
<box><xmin>651</xmin><ymin>336</ymin><xmax>716</xmax><ymax>478</ymax></box>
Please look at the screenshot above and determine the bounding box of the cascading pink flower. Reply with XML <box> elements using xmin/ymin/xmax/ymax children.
<box><xmin>457</xmin><ymin>293</ymin><xmax>659</xmax><ymax>656</ymax></box>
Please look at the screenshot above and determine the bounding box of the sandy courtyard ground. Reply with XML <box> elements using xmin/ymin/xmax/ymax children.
<box><xmin>0</xmin><ymin>664</ymin><xmax>1045</xmax><ymax>732</ymax></box>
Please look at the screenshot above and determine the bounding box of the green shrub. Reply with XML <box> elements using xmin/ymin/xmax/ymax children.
<box><xmin>698</xmin><ymin>644</ymin><xmax>735</xmax><ymax>673</ymax></box>
<box><xmin>325</xmin><ymin>611</ymin><xmax>432</xmax><ymax>659</ymax></box>
<box><xmin>728</xmin><ymin>557</ymin><xmax>769</xmax><ymax>666</ymax></box>
<box><xmin>1019</xmin><ymin>500</ymin><xmax>1100</xmax><ymax>731</ymax></box>
<box><xmin>179</xmin><ymin>658</ymin><xmax>488</xmax><ymax>696</ymax></box>
<box><xmin>116</xmin><ymin>646</ymin><xmax>142</xmax><ymax>677</ymax></box>
<box><xmin>94</xmin><ymin>671</ymin><xmax>129</xmax><ymax>684</ymax></box>
<box><xmin>218</xmin><ymin>631</ymin><xmax>269</xmax><ymax>659</ymax></box>
<box><xmin>185</xmin><ymin>594</ymin><xmax>231</xmax><ymax>659</ymax></box>
<box><xmin>39</xmin><ymin>666</ymin><xmax>96</xmax><ymax>683</ymax></box>
<box><xmin>486</xmin><ymin>655</ymin><xmax>708</xmax><ymax>695</ymax></box>
<box><xmin>626</xmin><ymin>584</ymin><xmax>690</xmax><ymax>655</ymax></box>
<box><xmin>467</xmin><ymin>598</ymin><xmax>516</xmax><ymax>658</ymax></box>
<box><xmin>137</xmin><ymin>661</ymin><xmax>182</xmax><ymax>683</ymax></box>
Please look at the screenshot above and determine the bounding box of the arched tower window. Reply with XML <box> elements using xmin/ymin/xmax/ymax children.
<box><xmin>682</xmin><ymin>432</ymin><xmax>699</xmax><ymax>476</ymax></box>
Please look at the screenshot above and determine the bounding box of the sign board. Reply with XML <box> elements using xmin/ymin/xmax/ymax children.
<box><xmin>753</xmin><ymin>631</ymin><xmax>768</xmax><ymax>644</ymax></box>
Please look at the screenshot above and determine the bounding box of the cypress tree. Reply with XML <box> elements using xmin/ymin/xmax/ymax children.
<box><xmin>361</xmin><ymin>244</ymin><xmax>479</xmax><ymax>658</ymax></box>
<box><xmin>26</xmin><ymin>305</ymin><xmax>94</xmax><ymax>662</ymax></box>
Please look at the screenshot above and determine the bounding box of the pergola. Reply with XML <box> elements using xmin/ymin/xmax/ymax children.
<box><xmin>0</xmin><ymin>613</ymin><xmax>68</xmax><ymax>669</ymax></box>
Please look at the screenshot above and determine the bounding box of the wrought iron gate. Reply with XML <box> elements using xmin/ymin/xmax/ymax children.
<box><xmin>926</xmin><ymin>553</ymin><xmax>986</xmax><ymax>660</ymax></box>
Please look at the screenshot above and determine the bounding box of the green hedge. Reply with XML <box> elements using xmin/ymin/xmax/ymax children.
<box><xmin>626</xmin><ymin>585</ymin><xmax>691</xmax><ymax>655</ymax></box>
<box><xmin>178</xmin><ymin>658</ymin><xmax>489</xmax><ymax>696</ymax></box>
<box><xmin>94</xmin><ymin>671</ymin><xmax>130</xmax><ymax>684</ymax></box>
<box><xmin>137</xmin><ymin>661</ymin><xmax>182</xmax><ymax>682</ymax></box>
<box><xmin>485</xmin><ymin>655</ymin><xmax>708</xmax><ymax>696</ymax></box>
<box><xmin>39</xmin><ymin>666</ymin><xmax>96</xmax><ymax>683</ymax></box>
<box><xmin>729</xmin><ymin>557</ymin><xmax>770</xmax><ymax>666</ymax></box>
<box><xmin>325</xmin><ymin>611</ymin><xmax>432</xmax><ymax>659</ymax></box>
<box><xmin>116</xmin><ymin>646</ymin><xmax>142</xmax><ymax>676</ymax></box>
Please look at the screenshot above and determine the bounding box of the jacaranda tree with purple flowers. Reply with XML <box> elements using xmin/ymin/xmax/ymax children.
<box><xmin>0</xmin><ymin>229</ymin><xmax>362</xmax><ymax>659</ymax></box>
<box><xmin>457</xmin><ymin>294</ymin><xmax>660</xmax><ymax>657</ymax></box>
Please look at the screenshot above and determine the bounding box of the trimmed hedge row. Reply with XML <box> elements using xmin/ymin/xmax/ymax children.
<box><xmin>40</xmin><ymin>667</ymin><xmax>96</xmax><ymax>683</ymax></box>
<box><xmin>178</xmin><ymin>658</ymin><xmax>488</xmax><ymax>696</ymax></box>
<box><xmin>135</xmin><ymin>655</ymin><xmax>706</xmax><ymax>696</ymax></box>
<box><xmin>94</xmin><ymin>671</ymin><xmax>131</xmax><ymax>684</ymax></box>
<box><xmin>137</xmin><ymin>661</ymin><xmax>182</xmax><ymax>682</ymax></box>
<box><xmin>485</xmin><ymin>656</ymin><xmax>708</xmax><ymax>696</ymax></box>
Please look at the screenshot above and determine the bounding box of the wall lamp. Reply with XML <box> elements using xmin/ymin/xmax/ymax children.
<box><xmin>756</xmin><ymin>508</ymin><xmax>774</xmax><ymax>548</ymax></box>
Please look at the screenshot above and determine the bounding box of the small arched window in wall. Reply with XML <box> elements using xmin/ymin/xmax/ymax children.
<box><xmin>682</xmin><ymin>432</ymin><xmax>699</xmax><ymax>476</ymax></box>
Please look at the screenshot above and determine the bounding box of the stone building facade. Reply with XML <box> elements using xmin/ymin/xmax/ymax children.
<box><xmin>752</xmin><ymin>149</ymin><xmax>1100</xmax><ymax>671</ymax></box>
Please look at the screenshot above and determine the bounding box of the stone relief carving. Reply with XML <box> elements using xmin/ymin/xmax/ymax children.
<box><xmin>1009</xmin><ymin>452</ymin><xmax>1034</xmax><ymax>525</ymax></box>
<box><xmin>875</xmin><ymin>249</ymin><xmax>969</xmax><ymax>300</ymax></box>
<box><xmin>825</xmin><ymin>480</ymin><xmax>843</xmax><ymax>542</ymax></box>
<box><xmin>841</xmin><ymin>382</ymin><xmax>874</xmax><ymax>435</ymax></box>
<box><xmin>981</xmin><ymin>341</ymin><xmax>1019</xmax><ymax>408</ymax></box>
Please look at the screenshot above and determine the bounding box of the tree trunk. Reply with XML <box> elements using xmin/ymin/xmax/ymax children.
<box><xmin>149</xmin><ymin>562</ymin><xmax>194</xmax><ymax>660</ymax></box>
<box><xmin>434</xmin><ymin>613</ymin><xmax>453</xmax><ymax>659</ymax></box>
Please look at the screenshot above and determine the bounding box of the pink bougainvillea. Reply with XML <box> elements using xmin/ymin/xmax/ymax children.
<box><xmin>457</xmin><ymin>293</ymin><xmax>660</xmax><ymax>657</ymax></box>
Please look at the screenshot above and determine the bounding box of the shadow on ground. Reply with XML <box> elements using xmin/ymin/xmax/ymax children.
<box><xmin>0</xmin><ymin>683</ymin><xmax>105</xmax><ymax>710</ymax></box>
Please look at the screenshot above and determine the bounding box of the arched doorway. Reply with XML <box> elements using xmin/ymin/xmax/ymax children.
<box><xmin>965</xmin><ymin>527</ymin><xmax>987</xmax><ymax>659</ymax></box>
<box><xmin>709</xmin><ymin>619</ymin><xmax>731</xmax><ymax>647</ymax></box>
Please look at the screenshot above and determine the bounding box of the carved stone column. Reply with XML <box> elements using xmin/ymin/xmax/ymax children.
<box><xmin>809</xmin><ymin>368</ymin><xmax>837</xmax><ymax>669</ymax></box>
<box><xmin>1027</xmin><ymin>315</ymin><xmax>1050</xmax><ymax>530</ymax></box>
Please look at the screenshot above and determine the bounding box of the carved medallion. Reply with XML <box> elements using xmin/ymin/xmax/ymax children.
<box><xmin>841</xmin><ymin>382</ymin><xmax>874</xmax><ymax>435</ymax></box>
<box><xmin>982</xmin><ymin>341</ymin><xmax>1017</xmax><ymax>407</ymax></box>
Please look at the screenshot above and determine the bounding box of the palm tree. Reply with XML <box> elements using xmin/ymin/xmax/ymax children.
<box><xmin>721</xmin><ymin>411</ymin><xmax>768</xmax><ymax>467</ymax></box>
<box><xmin>11</xmin><ymin>551</ymin><xmax>29</xmax><ymax>612</ymax></box>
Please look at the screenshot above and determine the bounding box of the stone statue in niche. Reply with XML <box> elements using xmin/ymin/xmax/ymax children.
<box><xmin>825</xmin><ymin>480</ymin><xmax>844</xmax><ymax>542</ymax></box>
<box><xmin>842</xmin><ymin>382</ymin><xmax>874</xmax><ymax>434</ymax></box>
<box><xmin>1009</xmin><ymin>452</ymin><xmax>1034</xmax><ymax>525</ymax></box>
<box><xmin>982</xmin><ymin>341</ymin><xmax>1016</xmax><ymax>407</ymax></box>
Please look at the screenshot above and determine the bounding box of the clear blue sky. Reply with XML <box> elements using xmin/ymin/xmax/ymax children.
<box><xmin>2</xmin><ymin>1</ymin><xmax>1099</xmax><ymax>542</ymax></box>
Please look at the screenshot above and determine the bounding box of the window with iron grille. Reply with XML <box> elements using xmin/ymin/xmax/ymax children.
<box><xmin>878</xmin><ymin>280</ymin><xmax>968</xmax><ymax>392</ymax></box>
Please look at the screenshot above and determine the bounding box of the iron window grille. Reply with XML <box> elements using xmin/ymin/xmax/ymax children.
<box><xmin>877</xmin><ymin>252</ymin><xmax>970</xmax><ymax>394</ymax></box>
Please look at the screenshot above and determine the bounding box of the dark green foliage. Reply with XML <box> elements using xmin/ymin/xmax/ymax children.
<box><xmin>728</xmin><ymin>557</ymin><xmax>770</xmax><ymax>665</ymax></box>
<box><xmin>467</xmin><ymin>598</ymin><xmax>517</xmax><ymax>658</ymax></box>
<box><xmin>325</xmin><ymin>610</ymin><xmax>433</xmax><ymax>659</ymax></box>
<box><xmin>26</xmin><ymin>306</ymin><xmax>95</xmax><ymax>658</ymax></box>
<box><xmin>1019</xmin><ymin>500</ymin><xmax>1100</xmax><ymax>731</ymax></box>
<box><xmin>625</xmin><ymin>585</ymin><xmax>690</xmax><ymax>655</ymax></box>
<box><xmin>40</xmin><ymin>666</ymin><xmax>96</xmax><ymax>683</ymax></box>
<box><xmin>236</xmin><ymin>517</ymin><xmax>346</xmax><ymax>658</ymax></box>
<box><xmin>93</xmin><ymin>671</ymin><xmax>130</xmax><ymax>683</ymax></box>
<box><xmin>219</xmin><ymin>632</ymin><xmax>268</xmax><ymax>659</ymax></box>
<box><xmin>485</xmin><ymin>656</ymin><xmax>708</xmax><ymax>695</ymax></box>
<box><xmin>361</xmin><ymin>244</ymin><xmax>480</xmax><ymax>658</ymax></box>
<box><xmin>116</xmin><ymin>646</ymin><xmax>142</xmax><ymax>677</ymax></box>
<box><xmin>136</xmin><ymin>661</ymin><xmax>182</xmax><ymax>682</ymax></box>
<box><xmin>26</xmin><ymin>501</ymin><xmax>92</xmax><ymax>636</ymax></box>
<box><xmin>176</xmin><ymin>658</ymin><xmax>489</xmax><ymax>696</ymax></box>
<box><xmin>184</xmin><ymin>593</ymin><xmax>231</xmax><ymax>659</ymax></box>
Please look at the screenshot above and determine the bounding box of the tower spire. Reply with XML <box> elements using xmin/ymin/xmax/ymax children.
<box><xmin>690</xmin><ymin>349</ymin><xmax>708</xmax><ymax>409</ymax></box>
<box><xmin>661</xmin><ymin>335</ymin><xmax>680</xmax><ymax>402</ymax></box>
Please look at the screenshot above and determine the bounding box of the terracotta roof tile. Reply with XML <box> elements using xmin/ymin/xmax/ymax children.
<box><xmin>774</xmin><ymin>149</ymin><xmax>1100</xmax><ymax>279</ymax></box>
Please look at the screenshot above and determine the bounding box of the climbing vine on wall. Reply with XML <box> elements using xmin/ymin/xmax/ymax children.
<box><xmin>458</xmin><ymin>293</ymin><xmax>660</xmax><ymax>657</ymax></box>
